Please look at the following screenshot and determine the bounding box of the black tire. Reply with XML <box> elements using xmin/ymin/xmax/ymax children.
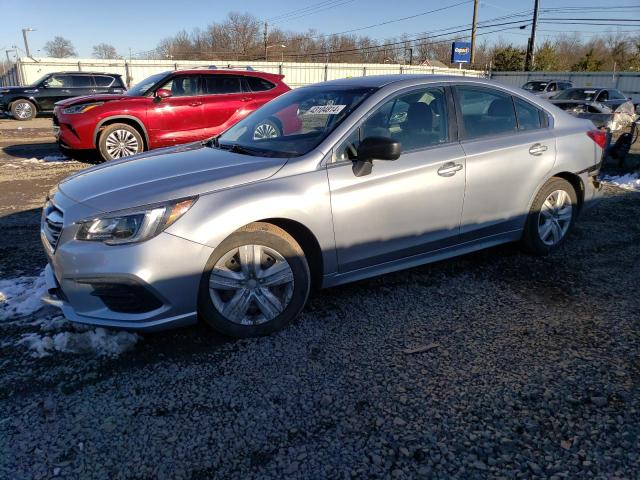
<box><xmin>520</xmin><ymin>177</ymin><xmax>578</xmax><ymax>256</ymax></box>
<box><xmin>198</xmin><ymin>222</ymin><xmax>310</xmax><ymax>338</ymax></box>
<box><xmin>10</xmin><ymin>99</ymin><xmax>36</xmax><ymax>121</ymax></box>
<box><xmin>252</xmin><ymin>118</ymin><xmax>282</xmax><ymax>140</ymax></box>
<box><xmin>98</xmin><ymin>123</ymin><xmax>144</xmax><ymax>161</ymax></box>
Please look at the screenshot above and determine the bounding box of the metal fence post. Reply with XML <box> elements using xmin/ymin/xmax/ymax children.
<box><xmin>324</xmin><ymin>64</ymin><xmax>328</xmax><ymax>81</ymax></box>
<box><xmin>77</xmin><ymin>61</ymin><xmax>82</xmax><ymax>72</ymax></box>
<box><xmin>363</xmin><ymin>66</ymin><xmax>366</xmax><ymax>77</ymax></box>
<box><xmin>279</xmin><ymin>63</ymin><xmax>283</xmax><ymax>75</ymax></box>
<box><xmin>400</xmin><ymin>66</ymin><xmax>403</xmax><ymax>74</ymax></box>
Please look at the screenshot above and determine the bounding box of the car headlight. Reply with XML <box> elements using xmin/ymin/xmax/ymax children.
<box><xmin>75</xmin><ymin>197</ymin><xmax>196</xmax><ymax>245</ymax></box>
<box><xmin>62</xmin><ymin>102</ymin><xmax>104</xmax><ymax>114</ymax></box>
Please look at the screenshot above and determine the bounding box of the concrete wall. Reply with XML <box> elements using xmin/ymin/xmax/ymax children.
<box><xmin>2</xmin><ymin>57</ymin><xmax>483</xmax><ymax>88</ymax></box>
<box><xmin>491</xmin><ymin>71</ymin><xmax>640</xmax><ymax>102</ymax></box>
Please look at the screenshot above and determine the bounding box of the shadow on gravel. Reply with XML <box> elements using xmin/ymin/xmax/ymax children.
<box><xmin>2</xmin><ymin>142</ymin><xmax>101</xmax><ymax>164</ymax></box>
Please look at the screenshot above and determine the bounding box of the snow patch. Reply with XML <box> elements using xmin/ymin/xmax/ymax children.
<box><xmin>601</xmin><ymin>173</ymin><xmax>640</xmax><ymax>192</ymax></box>
<box><xmin>22</xmin><ymin>155</ymin><xmax>71</xmax><ymax>165</ymax></box>
<box><xmin>1</xmin><ymin>270</ymin><xmax>140</xmax><ymax>357</ymax></box>
<box><xmin>19</xmin><ymin>328</ymin><xmax>139</xmax><ymax>358</ymax></box>
<box><xmin>0</xmin><ymin>272</ymin><xmax>47</xmax><ymax>320</ymax></box>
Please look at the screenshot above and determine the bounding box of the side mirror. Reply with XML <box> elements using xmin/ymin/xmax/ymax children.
<box><xmin>155</xmin><ymin>88</ymin><xmax>172</xmax><ymax>100</ymax></box>
<box><xmin>358</xmin><ymin>136</ymin><xmax>401</xmax><ymax>162</ymax></box>
<box><xmin>352</xmin><ymin>136</ymin><xmax>401</xmax><ymax>177</ymax></box>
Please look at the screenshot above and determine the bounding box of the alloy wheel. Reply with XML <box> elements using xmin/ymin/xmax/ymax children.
<box><xmin>253</xmin><ymin>122</ymin><xmax>279</xmax><ymax>140</ymax></box>
<box><xmin>105</xmin><ymin>129</ymin><xmax>140</xmax><ymax>159</ymax></box>
<box><xmin>208</xmin><ymin>244</ymin><xmax>295</xmax><ymax>325</ymax></box>
<box><xmin>14</xmin><ymin>102</ymin><xmax>33</xmax><ymax>120</ymax></box>
<box><xmin>537</xmin><ymin>189</ymin><xmax>573</xmax><ymax>246</ymax></box>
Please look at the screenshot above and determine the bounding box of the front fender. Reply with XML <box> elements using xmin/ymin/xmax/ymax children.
<box><xmin>165</xmin><ymin>167</ymin><xmax>338</xmax><ymax>275</ymax></box>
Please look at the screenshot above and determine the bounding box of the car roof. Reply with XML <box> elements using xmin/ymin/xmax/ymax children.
<box><xmin>49</xmin><ymin>71</ymin><xmax>122</xmax><ymax>76</ymax></box>
<box><xmin>305</xmin><ymin>74</ymin><xmax>520</xmax><ymax>90</ymax></box>
<box><xmin>173</xmin><ymin>69</ymin><xmax>280</xmax><ymax>77</ymax></box>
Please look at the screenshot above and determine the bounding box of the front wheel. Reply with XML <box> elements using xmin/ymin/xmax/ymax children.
<box><xmin>98</xmin><ymin>123</ymin><xmax>144</xmax><ymax>161</ymax></box>
<box><xmin>199</xmin><ymin>222</ymin><xmax>310</xmax><ymax>338</ymax></box>
<box><xmin>11</xmin><ymin>99</ymin><xmax>36</xmax><ymax>121</ymax></box>
<box><xmin>520</xmin><ymin>177</ymin><xmax>577</xmax><ymax>255</ymax></box>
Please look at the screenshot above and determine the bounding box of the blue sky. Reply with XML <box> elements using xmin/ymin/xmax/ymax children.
<box><xmin>1</xmin><ymin>0</ymin><xmax>638</xmax><ymax>59</ymax></box>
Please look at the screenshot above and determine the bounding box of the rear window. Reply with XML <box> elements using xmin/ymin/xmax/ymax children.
<box><xmin>93</xmin><ymin>75</ymin><xmax>116</xmax><ymax>87</ymax></box>
<box><xmin>523</xmin><ymin>81</ymin><xmax>548</xmax><ymax>92</ymax></box>
<box><xmin>245</xmin><ymin>76</ymin><xmax>275</xmax><ymax>92</ymax></box>
<box><xmin>554</xmin><ymin>89</ymin><xmax>598</xmax><ymax>101</ymax></box>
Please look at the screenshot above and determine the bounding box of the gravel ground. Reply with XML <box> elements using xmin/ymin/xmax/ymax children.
<box><xmin>0</xmin><ymin>118</ymin><xmax>639</xmax><ymax>479</ymax></box>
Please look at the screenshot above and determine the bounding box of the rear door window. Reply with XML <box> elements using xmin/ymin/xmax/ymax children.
<box><xmin>455</xmin><ymin>86</ymin><xmax>517</xmax><ymax>139</ymax></box>
<box><xmin>70</xmin><ymin>75</ymin><xmax>93</xmax><ymax>88</ymax></box>
<box><xmin>44</xmin><ymin>75</ymin><xmax>73</xmax><ymax>88</ymax></box>
<box><xmin>514</xmin><ymin>98</ymin><xmax>543</xmax><ymax>131</ymax></box>
<box><xmin>608</xmin><ymin>90</ymin><xmax>627</xmax><ymax>100</ymax></box>
<box><xmin>202</xmin><ymin>75</ymin><xmax>243</xmax><ymax>95</ymax></box>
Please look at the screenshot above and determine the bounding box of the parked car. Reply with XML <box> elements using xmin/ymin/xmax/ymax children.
<box><xmin>42</xmin><ymin>75</ymin><xmax>605</xmax><ymax>337</ymax></box>
<box><xmin>53</xmin><ymin>68</ymin><xmax>291</xmax><ymax>161</ymax></box>
<box><xmin>549</xmin><ymin>87</ymin><xmax>635</xmax><ymax>129</ymax></box>
<box><xmin>0</xmin><ymin>72</ymin><xmax>126</xmax><ymax>121</ymax></box>
<box><xmin>522</xmin><ymin>79</ymin><xmax>572</xmax><ymax>99</ymax></box>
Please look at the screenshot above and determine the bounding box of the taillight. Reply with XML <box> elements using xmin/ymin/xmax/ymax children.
<box><xmin>587</xmin><ymin>130</ymin><xmax>607</xmax><ymax>149</ymax></box>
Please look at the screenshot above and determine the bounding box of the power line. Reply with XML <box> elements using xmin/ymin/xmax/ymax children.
<box><xmin>270</xmin><ymin>1</ymin><xmax>357</xmax><ymax>24</ymax></box>
<box><xmin>268</xmin><ymin>0</ymin><xmax>349</xmax><ymax>21</ymax></box>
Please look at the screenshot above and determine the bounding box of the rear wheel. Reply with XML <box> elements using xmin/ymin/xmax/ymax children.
<box><xmin>199</xmin><ymin>222</ymin><xmax>310</xmax><ymax>338</ymax></box>
<box><xmin>11</xmin><ymin>100</ymin><xmax>36</xmax><ymax>121</ymax></box>
<box><xmin>98</xmin><ymin>123</ymin><xmax>144</xmax><ymax>161</ymax></box>
<box><xmin>521</xmin><ymin>177</ymin><xmax>577</xmax><ymax>255</ymax></box>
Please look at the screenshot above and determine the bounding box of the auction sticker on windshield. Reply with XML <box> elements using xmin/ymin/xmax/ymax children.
<box><xmin>305</xmin><ymin>105</ymin><xmax>347</xmax><ymax>115</ymax></box>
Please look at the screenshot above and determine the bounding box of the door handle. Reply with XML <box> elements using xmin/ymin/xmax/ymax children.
<box><xmin>61</xmin><ymin>89</ymin><xmax>71</xmax><ymax>93</ymax></box>
<box><xmin>241</xmin><ymin>97</ymin><xmax>250</xmax><ymax>102</ymax></box>
<box><xmin>437</xmin><ymin>162</ymin><xmax>463</xmax><ymax>177</ymax></box>
<box><xmin>529</xmin><ymin>143</ymin><xmax>548</xmax><ymax>156</ymax></box>
<box><xmin>189</xmin><ymin>101</ymin><xmax>203</xmax><ymax>107</ymax></box>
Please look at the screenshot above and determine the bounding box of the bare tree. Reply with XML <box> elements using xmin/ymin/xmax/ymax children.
<box><xmin>44</xmin><ymin>36</ymin><xmax>77</xmax><ymax>58</ymax></box>
<box><xmin>92</xmin><ymin>43</ymin><xmax>119</xmax><ymax>59</ymax></box>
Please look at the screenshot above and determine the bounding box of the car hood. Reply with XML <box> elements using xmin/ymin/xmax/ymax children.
<box><xmin>58</xmin><ymin>142</ymin><xmax>287</xmax><ymax>214</ymax></box>
<box><xmin>55</xmin><ymin>94</ymin><xmax>131</xmax><ymax>107</ymax></box>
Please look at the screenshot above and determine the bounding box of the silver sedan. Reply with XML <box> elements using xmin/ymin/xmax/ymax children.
<box><xmin>41</xmin><ymin>75</ymin><xmax>604</xmax><ymax>337</ymax></box>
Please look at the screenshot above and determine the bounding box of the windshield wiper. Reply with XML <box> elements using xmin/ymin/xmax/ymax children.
<box><xmin>219</xmin><ymin>143</ymin><xmax>264</xmax><ymax>156</ymax></box>
<box><xmin>204</xmin><ymin>136</ymin><xmax>219</xmax><ymax>148</ymax></box>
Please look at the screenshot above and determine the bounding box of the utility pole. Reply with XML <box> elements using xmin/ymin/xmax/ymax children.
<box><xmin>263</xmin><ymin>21</ymin><xmax>268</xmax><ymax>60</ymax></box>
<box><xmin>22</xmin><ymin>28</ymin><xmax>35</xmax><ymax>57</ymax></box>
<box><xmin>524</xmin><ymin>0</ymin><xmax>540</xmax><ymax>71</ymax></box>
<box><xmin>470</xmin><ymin>0</ymin><xmax>479</xmax><ymax>64</ymax></box>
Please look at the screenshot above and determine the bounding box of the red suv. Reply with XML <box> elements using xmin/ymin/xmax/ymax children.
<box><xmin>53</xmin><ymin>68</ymin><xmax>290</xmax><ymax>161</ymax></box>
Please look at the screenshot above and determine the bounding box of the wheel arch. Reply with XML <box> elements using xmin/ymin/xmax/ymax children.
<box><xmin>549</xmin><ymin>172</ymin><xmax>585</xmax><ymax>211</ymax></box>
<box><xmin>94</xmin><ymin>116</ymin><xmax>149</xmax><ymax>149</ymax></box>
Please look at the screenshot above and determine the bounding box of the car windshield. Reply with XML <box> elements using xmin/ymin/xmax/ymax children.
<box><xmin>554</xmin><ymin>88</ymin><xmax>598</xmax><ymax>101</ymax></box>
<box><xmin>126</xmin><ymin>72</ymin><xmax>169</xmax><ymax>96</ymax></box>
<box><xmin>523</xmin><ymin>81</ymin><xmax>548</xmax><ymax>92</ymax></box>
<box><xmin>29</xmin><ymin>74</ymin><xmax>52</xmax><ymax>87</ymax></box>
<box><xmin>215</xmin><ymin>86</ymin><xmax>377</xmax><ymax>157</ymax></box>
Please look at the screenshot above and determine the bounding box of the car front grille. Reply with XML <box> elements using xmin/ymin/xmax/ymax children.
<box><xmin>41</xmin><ymin>200</ymin><xmax>64</xmax><ymax>253</ymax></box>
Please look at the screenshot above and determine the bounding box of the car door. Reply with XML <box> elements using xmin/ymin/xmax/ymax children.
<box><xmin>200</xmin><ymin>74</ymin><xmax>248</xmax><ymax>137</ymax></box>
<box><xmin>453</xmin><ymin>85</ymin><xmax>556</xmax><ymax>240</ymax></box>
<box><xmin>145</xmin><ymin>75</ymin><xmax>206</xmax><ymax>146</ymax></box>
<box><xmin>327</xmin><ymin>86</ymin><xmax>466</xmax><ymax>273</ymax></box>
<box><xmin>38</xmin><ymin>74</ymin><xmax>75</xmax><ymax>111</ymax></box>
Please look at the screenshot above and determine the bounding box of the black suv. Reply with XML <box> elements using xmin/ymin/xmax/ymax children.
<box><xmin>0</xmin><ymin>72</ymin><xmax>126</xmax><ymax>121</ymax></box>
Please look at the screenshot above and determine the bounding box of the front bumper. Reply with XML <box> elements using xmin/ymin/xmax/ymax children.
<box><xmin>42</xmin><ymin>229</ymin><xmax>214</xmax><ymax>332</ymax></box>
